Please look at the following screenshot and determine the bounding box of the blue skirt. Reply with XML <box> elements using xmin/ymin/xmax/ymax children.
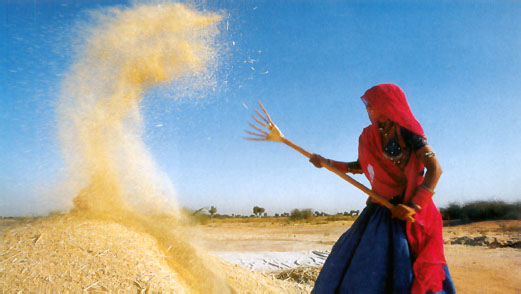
<box><xmin>312</xmin><ymin>204</ymin><xmax>456</xmax><ymax>294</ymax></box>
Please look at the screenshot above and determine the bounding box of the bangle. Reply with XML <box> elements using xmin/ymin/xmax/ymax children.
<box><xmin>408</xmin><ymin>202</ymin><xmax>422</xmax><ymax>211</ymax></box>
<box><xmin>412</xmin><ymin>185</ymin><xmax>434</xmax><ymax>208</ymax></box>
<box><xmin>421</xmin><ymin>184</ymin><xmax>435</xmax><ymax>194</ymax></box>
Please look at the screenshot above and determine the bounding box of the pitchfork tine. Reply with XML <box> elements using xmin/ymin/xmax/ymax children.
<box><xmin>245</xmin><ymin>130</ymin><xmax>265</xmax><ymax>137</ymax></box>
<box><xmin>244</xmin><ymin>137</ymin><xmax>267</xmax><ymax>141</ymax></box>
<box><xmin>252</xmin><ymin>115</ymin><xmax>268</xmax><ymax>129</ymax></box>
<box><xmin>254</xmin><ymin>109</ymin><xmax>270</xmax><ymax>125</ymax></box>
<box><xmin>248</xmin><ymin>122</ymin><xmax>268</xmax><ymax>135</ymax></box>
<box><xmin>258</xmin><ymin>101</ymin><xmax>274</xmax><ymax>125</ymax></box>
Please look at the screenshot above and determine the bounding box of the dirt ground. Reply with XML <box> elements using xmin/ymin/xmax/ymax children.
<box><xmin>194</xmin><ymin>219</ymin><xmax>521</xmax><ymax>294</ymax></box>
<box><xmin>1</xmin><ymin>217</ymin><xmax>520</xmax><ymax>293</ymax></box>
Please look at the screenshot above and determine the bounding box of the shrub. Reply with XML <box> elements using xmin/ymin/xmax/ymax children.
<box><xmin>440</xmin><ymin>202</ymin><xmax>462</xmax><ymax>220</ymax></box>
<box><xmin>290</xmin><ymin>208</ymin><xmax>314</xmax><ymax>220</ymax></box>
<box><xmin>440</xmin><ymin>200</ymin><xmax>521</xmax><ymax>222</ymax></box>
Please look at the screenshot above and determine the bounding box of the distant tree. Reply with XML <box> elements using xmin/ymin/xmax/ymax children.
<box><xmin>349</xmin><ymin>210</ymin><xmax>360</xmax><ymax>216</ymax></box>
<box><xmin>274</xmin><ymin>213</ymin><xmax>280</xmax><ymax>217</ymax></box>
<box><xmin>253</xmin><ymin>206</ymin><xmax>266</xmax><ymax>217</ymax></box>
<box><xmin>263</xmin><ymin>212</ymin><xmax>268</xmax><ymax>217</ymax></box>
<box><xmin>191</xmin><ymin>207</ymin><xmax>207</xmax><ymax>216</ymax></box>
<box><xmin>209</xmin><ymin>206</ymin><xmax>217</xmax><ymax>218</ymax></box>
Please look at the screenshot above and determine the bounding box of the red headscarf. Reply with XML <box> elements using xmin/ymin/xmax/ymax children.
<box><xmin>358</xmin><ymin>84</ymin><xmax>447</xmax><ymax>294</ymax></box>
<box><xmin>361</xmin><ymin>83</ymin><xmax>424</xmax><ymax>137</ymax></box>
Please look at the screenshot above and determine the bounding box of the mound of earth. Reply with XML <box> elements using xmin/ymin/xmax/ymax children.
<box><xmin>443</xmin><ymin>220</ymin><xmax>521</xmax><ymax>248</ymax></box>
<box><xmin>0</xmin><ymin>213</ymin><xmax>310</xmax><ymax>293</ymax></box>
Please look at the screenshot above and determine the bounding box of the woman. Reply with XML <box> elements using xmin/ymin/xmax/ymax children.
<box><xmin>309</xmin><ymin>84</ymin><xmax>456</xmax><ymax>294</ymax></box>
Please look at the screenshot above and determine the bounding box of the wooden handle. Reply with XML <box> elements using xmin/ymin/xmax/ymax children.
<box><xmin>282</xmin><ymin>137</ymin><xmax>394</xmax><ymax>209</ymax></box>
<box><xmin>281</xmin><ymin>137</ymin><xmax>415</xmax><ymax>222</ymax></box>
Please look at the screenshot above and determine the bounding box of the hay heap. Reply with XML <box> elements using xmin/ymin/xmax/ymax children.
<box><xmin>0</xmin><ymin>214</ymin><xmax>183</xmax><ymax>292</ymax></box>
<box><xmin>0</xmin><ymin>213</ymin><xmax>311</xmax><ymax>293</ymax></box>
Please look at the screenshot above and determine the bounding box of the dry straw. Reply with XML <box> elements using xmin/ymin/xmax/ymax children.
<box><xmin>0</xmin><ymin>213</ymin><xmax>312</xmax><ymax>293</ymax></box>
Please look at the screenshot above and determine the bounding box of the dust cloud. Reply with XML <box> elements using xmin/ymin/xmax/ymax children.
<box><xmin>56</xmin><ymin>3</ymin><xmax>231</xmax><ymax>293</ymax></box>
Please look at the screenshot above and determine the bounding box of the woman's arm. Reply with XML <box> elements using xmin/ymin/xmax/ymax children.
<box><xmin>409</xmin><ymin>145</ymin><xmax>442</xmax><ymax>209</ymax></box>
<box><xmin>416</xmin><ymin>145</ymin><xmax>442</xmax><ymax>191</ymax></box>
<box><xmin>345</xmin><ymin>160</ymin><xmax>363</xmax><ymax>174</ymax></box>
<box><xmin>392</xmin><ymin>145</ymin><xmax>442</xmax><ymax>221</ymax></box>
<box><xmin>309</xmin><ymin>154</ymin><xmax>363</xmax><ymax>174</ymax></box>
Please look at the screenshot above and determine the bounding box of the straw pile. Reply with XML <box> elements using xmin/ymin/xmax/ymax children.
<box><xmin>0</xmin><ymin>214</ymin><xmax>184</xmax><ymax>292</ymax></box>
<box><xmin>272</xmin><ymin>266</ymin><xmax>321</xmax><ymax>286</ymax></box>
<box><xmin>0</xmin><ymin>213</ymin><xmax>311</xmax><ymax>293</ymax></box>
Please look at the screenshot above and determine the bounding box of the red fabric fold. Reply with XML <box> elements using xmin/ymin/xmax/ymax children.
<box><xmin>358</xmin><ymin>84</ymin><xmax>446</xmax><ymax>294</ymax></box>
<box><xmin>412</xmin><ymin>186</ymin><xmax>434</xmax><ymax>209</ymax></box>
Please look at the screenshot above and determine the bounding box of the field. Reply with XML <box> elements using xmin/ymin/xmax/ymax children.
<box><xmin>194</xmin><ymin>217</ymin><xmax>521</xmax><ymax>293</ymax></box>
<box><xmin>1</xmin><ymin>216</ymin><xmax>520</xmax><ymax>293</ymax></box>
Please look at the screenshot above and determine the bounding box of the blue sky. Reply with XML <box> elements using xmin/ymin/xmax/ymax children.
<box><xmin>1</xmin><ymin>0</ymin><xmax>521</xmax><ymax>216</ymax></box>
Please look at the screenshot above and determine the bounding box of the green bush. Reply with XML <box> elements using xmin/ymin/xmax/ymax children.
<box><xmin>191</xmin><ymin>214</ymin><xmax>211</xmax><ymax>224</ymax></box>
<box><xmin>440</xmin><ymin>200</ymin><xmax>521</xmax><ymax>222</ymax></box>
<box><xmin>290</xmin><ymin>208</ymin><xmax>314</xmax><ymax>220</ymax></box>
<box><xmin>182</xmin><ymin>207</ymin><xmax>211</xmax><ymax>225</ymax></box>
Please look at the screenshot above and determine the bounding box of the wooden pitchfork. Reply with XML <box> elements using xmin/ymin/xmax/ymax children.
<box><xmin>245</xmin><ymin>101</ymin><xmax>412</xmax><ymax>221</ymax></box>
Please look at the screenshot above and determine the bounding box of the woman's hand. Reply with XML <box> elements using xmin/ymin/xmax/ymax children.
<box><xmin>309</xmin><ymin>154</ymin><xmax>326</xmax><ymax>168</ymax></box>
<box><xmin>391</xmin><ymin>204</ymin><xmax>416</xmax><ymax>222</ymax></box>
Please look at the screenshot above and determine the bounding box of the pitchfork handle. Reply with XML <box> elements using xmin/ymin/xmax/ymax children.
<box><xmin>280</xmin><ymin>137</ymin><xmax>406</xmax><ymax>214</ymax></box>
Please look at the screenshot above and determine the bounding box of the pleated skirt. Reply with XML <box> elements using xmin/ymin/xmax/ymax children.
<box><xmin>312</xmin><ymin>204</ymin><xmax>456</xmax><ymax>294</ymax></box>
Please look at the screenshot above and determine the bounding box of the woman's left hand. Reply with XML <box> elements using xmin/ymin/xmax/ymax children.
<box><xmin>391</xmin><ymin>204</ymin><xmax>416</xmax><ymax>222</ymax></box>
<box><xmin>309</xmin><ymin>154</ymin><xmax>326</xmax><ymax>168</ymax></box>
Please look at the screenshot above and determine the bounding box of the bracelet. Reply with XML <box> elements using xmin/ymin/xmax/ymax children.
<box><xmin>412</xmin><ymin>185</ymin><xmax>434</xmax><ymax>208</ymax></box>
<box><xmin>408</xmin><ymin>202</ymin><xmax>422</xmax><ymax>211</ymax></box>
<box><xmin>421</xmin><ymin>184</ymin><xmax>435</xmax><ymax>194</ymax></box>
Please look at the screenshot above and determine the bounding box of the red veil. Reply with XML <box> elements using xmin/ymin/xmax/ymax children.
<box><xmin>358</xmin><ymin>84</ymin><xmax>447</xmax><ymax>294</ymax></box>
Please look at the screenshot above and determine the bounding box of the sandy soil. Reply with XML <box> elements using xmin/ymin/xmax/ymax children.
<box><xmin>193</xmin><ymin>221</ymin><xmax>352</xmax><ymax>252</ymax></box>
<box><xmin>1</xmin><ymin>217</ymin><xmax>519</xmax><ymax>293</ymax></box>
<box><xmin>194</xmin><ymin>219</ymin><xmax>521</xmax><ymax>294</ymax></box>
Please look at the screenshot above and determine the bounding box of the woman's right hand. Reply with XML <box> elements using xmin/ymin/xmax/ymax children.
<box><xmin>309</xmin><ymin>154</ymin><xmax>326</xmax><ymax>168</ymax></box>
<box><xmin>391</xmin><ymin>204</ymin><xmax>417</xmax><ymax>222</ymax></box>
